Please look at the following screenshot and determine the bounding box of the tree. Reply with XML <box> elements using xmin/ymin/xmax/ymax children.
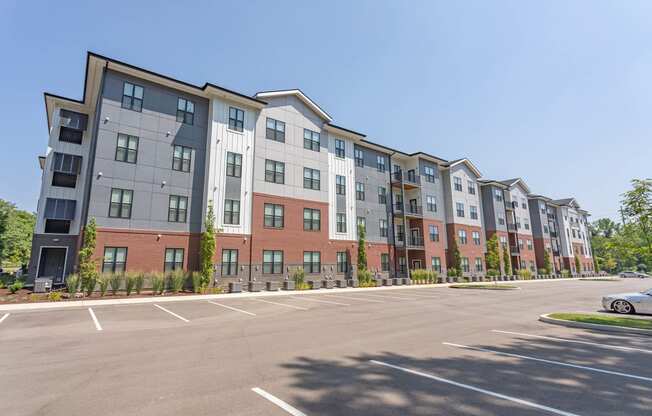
<box><xmin>0</xmin><ymin>200</ymin><xmax>35</xmax><ymax>268</ymax></box>
<box><xmin>542</xmin><ymin>249</ymin><xmax>552</xmax><ymax>274</ymax></box>
<box><xmin>485</xmin><ymin>235</ymin><xmax>500</xmax><ymax>273</ymax></box>
<box><xmin>78</xmin><ymin>218</ymin><xmax>98</xmax><ymax>290</ymax></box>
<box><xmin>449</xmin><ymin>237</ymin><xmax>461</xmax><ymax>275</ymax></box>
<box><xmin>621</xmin><ymin>178</ymin><xmax>652</xmax><ymax>253</ymax></box>
<box><xmin>574</xmin><ymin>255</ymin><xmax>581</xmax><ymax>274</ymax></box>
<box><xmin>199</xmin><ymin>203</ymin><xmax>216</xmax><ymax>289</ymax></box>
<box><xmin>502</xmin><ymin>245</ymin><xmax>512</xmax><ymax>276</ymax></box>
<box><xmin>357</xmin><ymin>224</ymin><xmax>367</xmax><ymax>271</ymax></box>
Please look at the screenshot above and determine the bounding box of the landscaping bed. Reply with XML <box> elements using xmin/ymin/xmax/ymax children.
<box><xmin>578</xmin><ymin>277</ymin><xmax>621</xmax><ymax>282</ymax></box>
<box><xmin>449</xmin><ymin>284</ymin><xmax>518</xmax><ymax>290</ymax></box>
<box><xmin>547</xmin><ymin>313</ymin><xmax>652</xmax><ymax>330</ymax></box>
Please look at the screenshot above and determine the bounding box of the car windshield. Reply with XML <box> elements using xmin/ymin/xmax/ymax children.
<box><xmin>645</xmin><ymin>289</ymin><xmax>652</xmax><ymax>295</ymax></box>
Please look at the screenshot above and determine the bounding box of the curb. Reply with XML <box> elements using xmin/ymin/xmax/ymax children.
<box><xmin>539</xmin><ymin>313</ymin><xmax>652</xmax><ymax>336</ymax></box>
<box><xmin>0</xmin><ymin>276</ymin><xmax>600</xmax><ymax>312</ymax></box>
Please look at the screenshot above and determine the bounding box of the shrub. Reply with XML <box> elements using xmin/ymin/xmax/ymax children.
<box><xmin>97</xmin><ymin>274</ymin><xmax>110</xmax><ymax>296</ymax></box>
<box><xmin>48</xmin><ymin>291</ymin><xmax>62</xmax><ymax>302</ymax></box>
<box><xmin>357</xmin><ymin>269</ymin><xmax>373</xmax><ymax>285</ymax></box>
<box><xmin>487</xmin><ymin>268</ymin><xmax>499</xmax><ymax>277</ymax></box>
<box><xmin>191</xmin><ymin>272</ymin><xmax>203</xmax><ymax>293</ymax></box>
<box><xmin>518</xmin><ymin>269</ymin><xmax>533</xmax><ymax>280</ymax></box>
<box><xmin>561</xmin><ymin>269</ymin><xmax>571</xmax><ymax>278</ymax></box>
<box><xmin>134</xmin><ymin>273</ymin><xmax>145</xmax><ymax>295</ymax></box>
<box><xmin>8</xmin><ymin>280</ymin><xmax>24</xmax><ymax>294</ymax></box>
<box><xmin>151</xmin><ymin>273</ymin><xmax>165</xmax><ymax>295</ymax></box>
<box><xmin>448</xmin><ymin>267</ymin><xmax>458</xmax><ymax>278</ymax></box>
<box><xmin>84</xmin><ymin>275</ymin><xmax>97</xmax><ymax>297</ymax></box>
<box><xmin>168</xmin><ymin>270</ymin><xmax>186</xmax><ymax>294</ymax></box>
<box><xmin>293</xmin><ymin>268</ymin><xmax>306</xmax><ymax>286</ymax></box>
<box><xmin>0</xmin><ymin>281</ymin><xmax>5</xmax><ymax>289</ymax></box>
<box><xmin>109</xmin><ymin>274</ymin><xmax>123</xmax><ymax>296</ymax></box>
<box><xmin>66</xmin><ymin>274</ymin><xmax>80</xmax><ymax>297</ymax></box>
<box><xmin>29</xmin><ymin>293</ymin><xmax>41</xmax><ymax>302</ymax></box>
<box><xmin>125</xmin><ymin>273</ymin><xmax>137</xmax><ymax>296</ymax></box>
<box><xmin>411</xmin><ymin>269</ymin><xmax>438</xmax><ymax>283</ymax></box>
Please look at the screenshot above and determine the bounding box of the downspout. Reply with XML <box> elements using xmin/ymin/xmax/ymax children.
<box><xmin>247</xmin><ymin>115</ymin><xmax>257</xmax><ymax>284</ymax></box>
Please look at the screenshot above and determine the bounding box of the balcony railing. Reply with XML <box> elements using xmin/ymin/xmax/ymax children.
<box><xmin>510</xmin><ymin>245</ymin><xmax>520</xmax><ymax>256</ymax></box>
<box><xmin>408</xmin><ymin>236</ymin><xmax>424</xmax><ymax>248</ymax></box>
<box><xmin>506</xmin><ymin>223</ymin><xmax>517</xmax><ymax>232</ymax></box>
<box><xmin>394</xmin><ymin>202</ymin><xmax>404</xmax><ymax>212</ymax></box>
<box><xmin>396</xmin><ymin>233</ymin><xmax>406</xmax><ymax>243</ymax></box>
<box><xmin>391</xmin><ymin>171</ymin><xmax>421</xmax><ymax>187</ymax></box>
<box><xmin>405</xmin><ymin>205</ymin><xmax>423</xmax><ymax>216</ymax></box>
<box><xmin>549</xmin><ymin>231</ymin><xmax>558</xmax><ymax>238</ymax></box>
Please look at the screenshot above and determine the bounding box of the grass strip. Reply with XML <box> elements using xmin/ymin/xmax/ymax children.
<box><xmin>549</xmin><ymin>313</ymin><xmax>652</xmax><ymax>330</ymax></box>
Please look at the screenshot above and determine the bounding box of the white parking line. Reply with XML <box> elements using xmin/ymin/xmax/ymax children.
<box><xmin>324</xmin><ymin>295</ymin><xmax>384</xmax><ymax>303</ymax></box>
<box><xmin>88</xmin><ymin>308</ymin><xmax>103</xmax><ymax>331</ymax></box>
<box><xmin>290</xmin><ymin>296</ymin><xmax>350</xmax><ymax>306</ymax></box>
<box><xmin>0</xmin><ymin>313</ymin><xmax>10</xmax><ymax>324</ymax></box>
<box><xmin>251</xmin><ymin>387</ymin><xmax>307</xmax><ymax>416</ymax></box>
<box><xmin>255</xmin><ymin>299</ymin><xmax>308</xmax><ymax>311</ymax></box>
<box><xmin>207</xmin><ymin>300</ymin><xmax>257</xmax><ymax>316</ymax></box>
<box><xmin>154</xmin><ymin>304</ymin><xmax>190</xmax><ymax>322</ymax></box>
<box><xmin>492</xmin><ymin>330</ymin><xmax>652</xmax><ymax>354</ymax></box>
<box><xmin>443</xmin><ymin>342</ymin><xmax>652</xmax><ymax>383</ymax></box>
<box><xmin>355</xmin><ymin>293</ymin><xmax>414</xmax><ymax>301</ymax></box>
<box><xmin>370</xmin><ymin>360</ymin><xmax>580</xmax><ymax>416</ymax></box>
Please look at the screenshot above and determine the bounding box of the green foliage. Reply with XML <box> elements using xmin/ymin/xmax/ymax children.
<box><xmin>191</xmin><ymin>272</ymin><xmax>203</xmax><ymax>293</ymax></box>
<box><xmin>125</xmin><ymin>273</ymin><xmax>137</xmax><ymax>296</ymax></box>
<box><xmin>411</xmin><ymin>269</ymin><xmax>438</xmax><ymax>283</ymax></box>
<box><xmin>561</xmin><ymin>269</ymin><xmax>571</xmax><ymax>278</ymax></box>
<box><xmin>78</xmin><ymin>218</ymin><xmax>99</xmax><ymax>293</ymax></box>
<box><xmin>357</xmin><ymin>224</ymin><xmax>367</xmax><ymax>271</ymax></box>
<box><xmin>8</xmin><ymin>279</ymin><xmax>23</xmax><ymax>294</ymax></box>
<box><xmin>97</xmin><ymin>274</ymin><xmax>110</xmax><ymax>296</ymax></box>
<box><xmin>151</xmin><ymin>273</ymin><xmax>165</xmax><ymax>295</ymax></box>
<box><xmin>199</xmin><ymin>203</ymin><xmax>216</xmax><ymax>290</ymax></box>
<box><xmin>109</xmin><ymin>274</ymin><xmax>123</xmax><ymax>295</ymax></box>
<box><xmin>502</xmin><ymin>246</ymin><xmax>512</xmax><ymax>275</ymax></box>
<box><xmin>134</xmin><ymin>273</ymin><xmax>145</xmax><ymax>294</ymax></box>
<box><xmin>0</xmin><ymin>199</ymin><xmax>36</xmax><ymax>268</ymax></box>
<box><xmin>66</xmin><ymin>274</ymin><xmax>80</xmax><ymax>296</ymax></box>
<box><xmin>357</xmin><ymin>268</ymin><xmax>373</xmax><ymax>284</ymax></box>
<box><xmin>518</xmin><ymin>269</ymin><xmax>533</xmax><ymax>280</ymax></box>
<box><xmin>293</xmin><ymin>268</ymin><xmax>305</xmax><ymax>286</ymax></box>
<box><xmin>48</xmin><ymin>291</ymin><xmax>62</xmax><ymax>302</ymax></box>
<box><xmin>574</xmin><ymin>255</ymin><xmax>581</xmax><ymax>274</ymax></box>
<box><xmin>485</xmin><ymin>235</ymin><xmax>500</xmax><ymax>272</ymax></box>
<box><xmin>84</xmin><ymin>275</ymin><xmax>97</xmax><ymax>297</ymax></box>
<box><xmin>487</xmin><ymin>268</ymin><xmax>499</xmax><ymax>277</ymax></box>
<box><xmin>168</xmin><ymin>270</ymin><xmax>186</xmax><ymax>293</ymax></box>
<box><xmin>450</xmin><ymin>238</ymin><xmax>461</xmax><ymax>273</ymax></box>
<box><xmin>447</xmin><ymin>267</ymin><xmax>458</xmax><ymax>277</ymax></box>
<box><xmin>542</xmin><ymin>249</ymin><xmax>552</xmax><ymax>275</ymax></box>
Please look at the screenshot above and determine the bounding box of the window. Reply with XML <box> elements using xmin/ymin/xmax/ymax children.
<box><xmin>494</xmin><ymin>189</ymin><xmax>503</xmax><ymax>202</ymax></box>
<box><xmin>357</xmin><ymin>217</ymin><xmax>366</xmax><ymax>234</ymax></box>
<box><xmin>59</xmin><ymin>126</ymin><xmax>83</xmax><ymax>144</ymax></box>
<box><xmin>524</xmin><ymin>220</ymin><xmax>530</xmax><ymax>230</ymax></box>
<box><xmin>470</xmin><ymin>205</ymin><xmax>478</xmax><ymax>220</ymax></box>
<box><xmin>115</xmin><ymin>133</ymin><xmax>138</xmax><ymax>164</ymax></box>
<box><xmin>379</xmin><ymin>219</ymin><xmax>388</xmax><ymax>237</ymax></box>
<box><xmin>376</xmin><ymin>155</ymin><xmax>386</xmax><ymax>172</ymax></box>
<box><xmin>458</xmin><ymin>229</ymin><xmax>467</xmax><ymax>244</ymax></box>
<box><xmin>44</xmin><ymin>198</ymin><xmax>75</xmax><ymax>233</ymax></box>
<box><xmin>500</xmin><ymin>236</ymin><xmax>507</xmax><ymax>246</ymax></box>
<box><xmin>263</xmin><ymin>250</ymin><xmax>283</xmax><ymax>274</ymax></box>
<box><xmin>454</xmin><ymin>176</ymin><xmax>463</xmax><ymax>191</ymax></box>
<box><xmin>468</xmin><ymin>181</ymin><xmax>476</xmax><ymax>195</ymax></box>
<box><xmin>431</xmin><ymin>257</ymin><xmax>441</xmax><ymax>273</ymax></box>
<box><xmin>381</xmin><ymin>253</ymin><xmax>390</xmax><ymax>272</ymax></box>
<box><xmin>516</xmin><ymin>217</ymin><xmax>521</xmax><ymax>229</ymax></box>
<box><xmin>176</xmin><ymin>98</ymin><xmax>194</xmax><ymax>125</ymax></box>
<box><xmin>518</xmin><ymin>239</ymin><xmax>524</xmax><ymax>249</ymax></box>
<box><xmin>354</xmin><ymin>148</ymin><xmax>364</xmax><ymax>167</ymax></box>
<box><xmin>475</xmin><ymin>258</ymin><xmax>484</xmax><ymax>272</ymax></box>
<box><xmin>426</xmin><ymin>195</ymin><xmax>437</xmax><ymax>212</ymax></box>
<box><xmin>472</xmin><ymin>231</ymin><xmax>481</xmax><ymax>245</ymax></box>
<box><xmin>303</xmin><ymin>251</ymin><xmax>321</xmax><ymax>274</ymax></box>
<box><xmin>51</xmin><ymin>153</ymin><xmax>82</xmax><ymax>188</ymax></box>
<box><xmin>424</xmin><ymin>166</ymin><xmax>436</xmax><ymax>183</ymax></box>
<box><xmin>529</xmin><ymin>261</ymin><xmax>536</xmax><ymax>272</ymax></box>
<box><xmin>521</xmin><ymin>199</ymin><xmax>527</xmax><ymax>209</ymax></box>
<box><xmin>303</xmin><ymin>167</ymin><xmax>320</xmax><ymax>190</ymax></box>
<box><xmin>303</xmin><ymin>129</ymin><xmax>320</xmax><ymax>151</ymax></box>
<box><xmin>498</xmin><ymin>213</ymin><xmax>505</xmax><ymax>225</ymax></box>
<box><xmin>122</xmin><ymin>81</ymin><xmax>143</xmax><ymax>111</ymax></box>
<box><xmin>264</xmin><ymin>203</ymin><xmax>284</xmax><ymax>228</ymax></box>
<box><xmin>336</xmin><ymin>175</ymin><xmax>346</xmax><ymax>195</ymax></box>
<box><xmin>398</xmin><ymin>256</ymin><xmax>407</xmax><ymax>274</ymax></box>
<box><xmin>265</xmin><ymin>160</ymin><xmax>285</xmax><ymax>184</ymax></box>
<box><xmin>335</xmin><ymin>139</ymin><xmax>345</xmax><ymax>158</ymax></box>
<box><xmin>228</xmin><ymin>107</ymin><xmax>244</xmax><ymax>132</ymax></box>
<box><xmin>527</xmin><ymin>239</ymin><xmax>533</xmax><ymax>250</ymax></box>
<box><xmin>168</xmin><ymin>195</ymin><xmax>188</xmax><ymax>223</ymax></box>
<box><xmin>429</xmin><ymin>225</ymin><xmax>439</xmax><ymax>242</ymax></box>
<box><xmin>222</xmin><ymin>249</ymin><xmax>238</xmax><ymax>276</ymax></box>
<box><xmin>355</xmin><ymin>182</ymin><xmax>365</xmax><ymax>200</ymax></box>
<box><xmin>336</xmin><ymin>213</ymin><xmax>347</xmax><ymax>233</ymax></box>
<box><xmin>102</xmin><ymin>247</ymin><xmax>127</xmax><ymax>273</ymax></box>
<box><xmin>265</xmin><ymin>118</ymin><xmax>285</xmax><ymax>142</ymax></box>
<box><xmin>378</xmin><ymin>187</ymin><xmax>387</xmax><ymax>204</ymax></box>
<box><xmin>456</xmin><ymin>202</ymin><xmax>465</xmax><ymax>217</ymax></box>
<box><xmin>396</xmin><ymin>224</ymin><xmax>405</xmax><ymax>242</ymax></box>
<box><xmin>172</xmin><ymin>145</ymin><xmax>192</xmax><ymax>172</ymax></box>
<box><xmin>223</xmin><ymin>199</ymin><xmax>240</xmax><ymax>225</ymax></box>
<box><xmin>226</xmin><ymin>152</ymin><xmax>242</xmax><ymax>177</ymax></box>
<box><xmin>461</xmin><ymin>257</ymin><xmax>470</xmax><ymax>273</ymax></box>
<box><xmin>164</xmin><ymin>248</ymin><xmax>184</xmax><ymax>272</ymax></box>
<box><xmin>303</xmin><ymin>208</ymin><xmax>321</xmax><ymax>231</ymax></box>
<box><xmin>109</xmin><ymin>188</ymin><xmax>133</xmax><ymax>219</ymax></box>
<box><xmin>543</xmin><ymin>224</ymin><xmax>549</xmax><ymax>234</ymax></box>
<box><xmin>337</xmin><ymin>252</ymin><xmax>348</xmax><ymax>273</ymax></box>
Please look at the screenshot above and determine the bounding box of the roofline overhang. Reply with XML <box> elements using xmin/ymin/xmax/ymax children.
<box><xmin>255</xmin><ymin>89</ymin><xmax>332</xmax><ymax>122</ymax></box>
<box><xmin>442</xmin><ymin>158</ymin><xmax>482</xmax><ymax>178</ymax></box>
<box><xmin>323</xmin><ymin>123</ymin><xmax>366</xmax><ymax>140</ymax></box>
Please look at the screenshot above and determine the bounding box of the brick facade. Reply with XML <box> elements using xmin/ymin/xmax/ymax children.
<box><xmin>446</xmin><ymin>223</ymin><xmax>485</xmax><ymax>275</ymax></box>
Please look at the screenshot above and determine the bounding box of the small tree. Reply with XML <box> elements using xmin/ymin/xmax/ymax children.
<box><xmin>502</xmin><ymin>245</ymin><xmax>512</xmax><ymax>275</ymax></box>
<box><xmin>449</xmin><ymin>237</ymin><xmax>461</xmax><ymax>275</ymax></box>
<box><xmin>543</xmin><ymin>249</ymin><xmax>552</xmax><ymax>274</ymax></box>
<box><xmin>574</xmin><ymin>255</ymin><xmax>581</xmax><ymax>274</ymax></box>
<box><xmin>485</xmin><ymin>235</ymin><xmax>500</xmax><ymax>272</ymax></box>
<box><xmin>357</xmin><ymin>224</ymin><xmax>367</xmax><ymax>271</ymax></box>
<box><xmin>78</xmin><ymin>218</ymin><xmax>98</xmax><ymax>293</ymax></box>
<box><xmin>199</xmin><ymin>203</ymin><xmax>216</xmax><ymax>289</ymax></box>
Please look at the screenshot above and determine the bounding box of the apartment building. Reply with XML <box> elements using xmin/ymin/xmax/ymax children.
<box><xmin>28</xmin><ymin>52</ymin><xmax>593</xmax><ymax>285</ymax></box>
<box><xmin>552</xmin><ymin>198</ymin><xmax>594</xmax><ymax>273</ymax></box>
<box><xmin>528</xmin><ymin>195</ymin><xmax>563</xmax><ymax>273</ymax></box>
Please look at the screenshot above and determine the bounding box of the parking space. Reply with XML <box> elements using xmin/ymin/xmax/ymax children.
<box><xmin>2</xmin><ymin>278</ymin><xmax>651</xmax><ymax>415</ymax></box>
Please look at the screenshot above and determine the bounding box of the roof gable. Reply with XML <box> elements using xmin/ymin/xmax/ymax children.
<box><xmin>255</xmin><ymin>89</ymin><xmax>332</xmax><ymax>122</ymax></box>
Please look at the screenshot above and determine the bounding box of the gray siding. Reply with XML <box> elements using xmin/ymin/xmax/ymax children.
<box><xmin>354</xmin><ymin>144</ymin><xmax>392</xmax><ymax>243</ymax></box>
<box><xmin>87</xmin><ymin>70</ymin><xmax>209</xmax><ymax>233</ymax></box>
<box><xmin>418</xmin><ymin>158</ymin><xmax>445</xmax><ymax>222</ymax></box>
<box><xmin>480</xmin><ymin>184</ymin><xmax>507</xmax><ymax>232</ymax></box>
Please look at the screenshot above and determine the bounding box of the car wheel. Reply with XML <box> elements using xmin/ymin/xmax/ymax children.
<box><xmin>612</xmin><ymin>300</ymin><xmax>635</xmax><ymax>314</ymax></box>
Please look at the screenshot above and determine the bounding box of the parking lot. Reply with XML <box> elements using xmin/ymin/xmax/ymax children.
<box><xmin>1</xmin><ymin>278</ymin><xmax>651</xmax><ymax>416</ymax></box>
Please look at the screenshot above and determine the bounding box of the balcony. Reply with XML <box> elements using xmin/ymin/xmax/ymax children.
<box><xmin>552</xmin><ymin>249</ymin><xmax>560</xmax><ymax>256</ymax></box>
<box><xmin>396</xmin><ymin>233</ymin><xmax>406</xmax><ymax>244</ymax></box>
<box><xmin>394</xmin><ymin>202</ymin><xmax>404</xmax><ymax>213</ymax></box>
<box><xmin>407</xmin><ymin>236</ymin><xmax>425</xmax><ymax>249</ymax></box>
<box><xmin>405</xmin><ymin>205</ymin><xmax>423</xmax><ymax>217</ymax></box>
<box><xmin>510</xmin><ymin>246</ymin><xmax>520</xmax><ymax>256</ymax></box>
<box><xmin>549</xmin><ymin>231</ymin><xmax>558</xmax><ymax>238</ymax></box>
<box><xmin>391</xmin><ymin>171</ymin><xmax>421</xmax><ymax>188</ymax></box>
<box><xmin>506</xmin><ymin>223</ymin><xmax>517</xmax><ymax>232</ymax></box>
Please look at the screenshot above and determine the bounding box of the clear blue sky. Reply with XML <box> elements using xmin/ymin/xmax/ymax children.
<box><xmin>1</xmin><ymin>0</ymin><xmax>651</xmax><ymax>220</ymax></box>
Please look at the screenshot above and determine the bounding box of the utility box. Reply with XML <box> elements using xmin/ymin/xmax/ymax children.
<box><xmin>34</xmin><ymin>278</ymin><xmax>53</xmax><ymax>293</ymax></box>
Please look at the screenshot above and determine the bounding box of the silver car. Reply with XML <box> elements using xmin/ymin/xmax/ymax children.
<box><xmin>602</xmin><ymin>288</ymin><xmax>652</xmax><ymax>314</ymax></box>
<box><xmin>619</xmin><ymin>271</ymin><xmax>651</xmax><ymax>278</ymax></box>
